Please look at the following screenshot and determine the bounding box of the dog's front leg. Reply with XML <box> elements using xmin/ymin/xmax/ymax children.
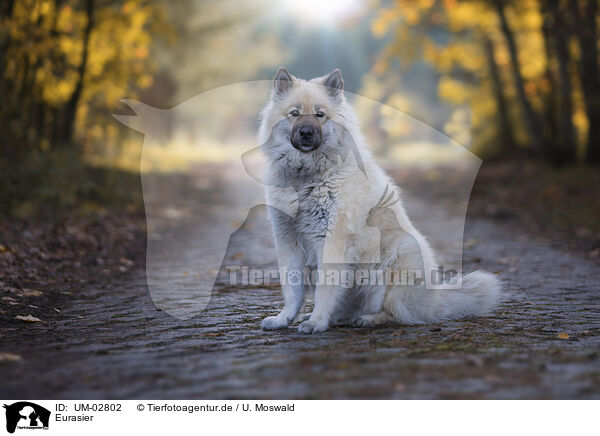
<box><xmin>298</xmin><ymin>230</ymin><xmax>347</xmax><ymax>334</ymax></box>
<box><xmin>261</xmin><ymin>244</ymin><xmax>305</xmax><ymax>330</ymax></box>
<box><xmin>298</xmin><ymin>280</ymin><xmax>343</xmax><ymax>334</ymax></box>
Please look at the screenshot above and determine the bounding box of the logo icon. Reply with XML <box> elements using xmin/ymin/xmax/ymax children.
<box><xmin>3</xmin><ymin>402</ymin><xmax>50</xmax><ymax>434</ymax></box>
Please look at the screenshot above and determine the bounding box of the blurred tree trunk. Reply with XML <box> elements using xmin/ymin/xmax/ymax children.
<box><xmin>0</xmin><ymin>0</ymin><xmax>15</xmax><ymax>18</ymax></box>
<box><xmin>540</xmin><ymin>8</ymin><xmax>557</xmax><ymax>145</ymax></box>
<box><xmin>0</xmin><ymin>0</ymin><xmax>16</xmax><ymax>76</ymax></box>
<box><xmin>483</xmin><ymin>36</ymin><xmax>517</xmax><ymax>153</ymax></box>
<box><xmin>22</xmin><ymin>11</ymin><xmax>47</xmax><ymax>145</ymax></box>
<box><xmin>493</xmin><ymin>0</ymin><xmax>544</xmax><ymax>155</ymax></box>
<box><xmin>60</xmin><ymin>0</ymin><xmax>94</xmax><ymax>145</ymax></box>
<box><xmin>39</xmin><ymin>0</ymin><xmax>63</xmax><ymax>142</ymax></box>
<box><xmin>568</xmin><ymin>0</ymin><xmax>600</xmax><ymax>165</ymax></box>
<box><xmin>545</xmin><ymin>0</ymin><xmax>577</xmax><ymax>164</ymax></box>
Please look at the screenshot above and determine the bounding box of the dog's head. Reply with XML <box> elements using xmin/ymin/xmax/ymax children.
<box><xmin>259</xmin><ymin>67</ymin><xmax>365</xmax><ymax>182</ymax></box>
<box><xmin>268</xmin><ymin>67</ymin><xmax>344</xmax><ymax>153</ymax></box>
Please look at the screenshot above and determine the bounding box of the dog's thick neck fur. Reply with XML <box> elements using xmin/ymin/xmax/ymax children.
<box><xmin>258</xmin><ymin>73</ymin><xmax>369</xmax><ymax>189</ymax></box>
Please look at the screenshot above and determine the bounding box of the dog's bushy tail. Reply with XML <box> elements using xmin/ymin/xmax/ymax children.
<box><xmin>391</xmin><ymin>271</ymin><xmax>503</xmax><ymax>324</ymax></box>
<box><xmin>442</xmin><ymin>270</ymin><xmax>503</xmax><ymax>319</ymax></box>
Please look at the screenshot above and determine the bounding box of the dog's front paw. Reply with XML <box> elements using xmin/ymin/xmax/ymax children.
<box><xmin>352</xmin><ymin>315</ymin><xmax>376</xmax><ymax>327</ymax></box>
<box><xmin>351</xmin><ymin>312</ymin><xmax>387</xmax><ymax>327</ymax></box>
<box><xmin>261</xmin><ymin>314</ymin><xmax>290</xmax><ymax>330</ymax></box>
<box><xmin>298</xmin><ymin>318</ymin><xmax>329</xmax><ymax>334</ymax></box>
<box><xmin>295</xmin><ymin>312</ymin><xmax>312</xmax><ymax>323</ymax></box>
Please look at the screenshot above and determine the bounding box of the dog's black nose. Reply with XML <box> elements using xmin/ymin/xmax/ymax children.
<box><xmin>291</xmin><ymin>115</ymin><xmax>322</xmax><ymax>152</ymax></box>
<box><xmin>299</xmin><ymin>127</ymin><xmax>315</xmax><ymax>139</ymax></box>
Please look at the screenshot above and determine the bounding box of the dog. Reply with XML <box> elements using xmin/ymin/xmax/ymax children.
<box><xmin>259</xmin><ymin>67</ymin><xmax>502</xmax><ymax>334</ymax></box>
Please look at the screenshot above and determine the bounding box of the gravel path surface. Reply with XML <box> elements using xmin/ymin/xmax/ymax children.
<box><xmin>2</xmin><ymin>168</ymin><xmax>599</xmax><ymax>399</ymax></box>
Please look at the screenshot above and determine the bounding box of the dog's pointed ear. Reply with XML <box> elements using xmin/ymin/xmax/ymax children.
<box><xmin>322</xmin><ymin>68</ymin><xmax>344</xmax><ymax>98</ymax></box>
<box><xmin>272</xmin><ymin>67</ymin><xmax>294</xmax><ymax>98</ymax></box>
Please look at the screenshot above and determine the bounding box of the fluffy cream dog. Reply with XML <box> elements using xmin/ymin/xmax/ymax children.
<box><xmin>259</xmin><ymin>67</ymin><xmax>501</xmax><ymax>334</ymax></box>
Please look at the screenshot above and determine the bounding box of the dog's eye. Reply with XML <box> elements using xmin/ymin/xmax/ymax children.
<box><xmin>315</xmin><ymin>111</ymin><xmax>325</xmax><ymax>118</ymax></box>
<box><xmin>289</xmin><ymin>110</ymin><xmax>300</xmax><ymax>117</ymax></box>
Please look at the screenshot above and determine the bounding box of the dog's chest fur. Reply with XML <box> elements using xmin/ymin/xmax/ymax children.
<box><xmin>294</xmin><ymin>181</ymin><xmax>336</xmax><ymax>238</ymax></box>
<box><xmin>269</xmin><ymin>178</ymin><xmax>338</xmax><ymax>260</ymax></box>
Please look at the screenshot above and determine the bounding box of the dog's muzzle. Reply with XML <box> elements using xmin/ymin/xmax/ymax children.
<box><xmin>291</xmin><ymin>116</ymin><xmax>322</xmax><ymax>152</ymax></box>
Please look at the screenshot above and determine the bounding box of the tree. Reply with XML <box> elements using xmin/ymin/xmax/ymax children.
<box><xmin>0</xmin><ymin>0</ymin><xmax>171</xmax><ymax>206</ymax></box>
<box><xmin>61</xmin><ymin>0</ymin><xmax>94</xmax><ymax>144</ymax></box>
<box><xmin>369</xmin><ymin>0</ymin><xmax>598</xmax><ymax>165</ymax></box>
<box><xmin>568</xmin><ymin>0</ymin><xmax>600</xmax><ymax>164</ymax></box>
<box><xmin>483</xmin><ymin>35</ymin><xmax>517</xmax><ymax>152</ymax></box>
<box><xmin>493</xmin><ymin>0</ymin><xmax>544</xmax><ymax>155</ymax></box>
<box><xmin>542</xmin><ymin>0</ymin><xmax>577</xmax><ymax>164</ymax></box>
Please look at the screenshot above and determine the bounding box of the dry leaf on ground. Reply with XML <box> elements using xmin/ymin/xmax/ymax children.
<box><xmin>15</xmin><ymin>314</ymin><xmax>42</xmax><ymax>322</ymax></box>
<box><xmin>0</xmin><ymin>353</ymin><xmax>22</xmax><ymax>362</ymax></box>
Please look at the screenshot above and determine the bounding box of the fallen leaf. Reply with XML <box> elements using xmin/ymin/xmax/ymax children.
<box><xmin>391</xmin><ymin>331</ymin><xmax>405</xmax><ymax>337</ymax></box>
<box><xmin>0</xmin><ymin>353</ymin><xmax>22</xmax><ymax>362</ymax></box>
<box><xmin>230</xmin><ymin>252</ymin><xmax>244</xmax><ymax>260</ymax></box>
<box><xmin>394</xmin><ymin>382</ymin><xmax>406</xmax><ymax>392</ymax></box>
<box><xmin>119</xmin><ymin>257</ymin><xmax>134</xmax><ymax>267</ymax></box>
<box><xmin>557</xmin><ymin>331</ymin><xmax>569</xmax><ymax>340</ymax></box>
<box><xmin>18</xmin><ymin>290</ymin><xmax>43</xmax><ymax>297</ymax></box>
<box><xmin>484</xmin><ymin>374</ymin><xmax>502</xmax><ymax>384</ymax></box>
<box><xmin>465</xmin><ymin>355</ymin><xmax>484</xmax><ymax>367</ymax></box>
<box><xmin>15</xmin><ymin>314</ymin><xmax>42</xmax><ymax>322</ymax></box>
<box><xmin>1</xmin><ymin>296</ymin><xmax>18</xmax><ymax>305</ymax></box>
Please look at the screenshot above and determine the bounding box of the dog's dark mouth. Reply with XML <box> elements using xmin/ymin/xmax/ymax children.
<box><xmin>291</xmin><ymin>139</ymin><xmax>321</xmax><ymax>152</ymax></box>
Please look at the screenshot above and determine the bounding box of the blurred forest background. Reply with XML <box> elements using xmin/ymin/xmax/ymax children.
<box><xmin>369</xmin><ymin>0</ymin><xmax>600</xmax><ymax>164</ymax></box>
<box><xmin>1</xmin><ymin>0</ymin><xmax>599</xmax><ymax>218</ymax></box>
<box><xmin>0</xmin><ymin>0</ymin><xmax>599</xmax><ymax>268</ymax></box>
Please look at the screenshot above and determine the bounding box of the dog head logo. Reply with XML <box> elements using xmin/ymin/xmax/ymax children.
<box><xmin>3</xmin><ymin>402</ymin><xmax>50</xmax><ymax>434</ymax></box>
<box><xmin>114</xmin><ymin>69</ymin><xmax>480</xmax><ymax>319</ymax></box>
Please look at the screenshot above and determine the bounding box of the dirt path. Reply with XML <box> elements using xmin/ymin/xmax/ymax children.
<box><xmin>1</xmin><ymin>169</ymin><xmax>599</xmax><ymax>399</ymax></box>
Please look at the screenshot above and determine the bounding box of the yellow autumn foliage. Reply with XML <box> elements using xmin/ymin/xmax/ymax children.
<box><xmin>367</xmin><ymin>0</ymin><xmax>593</xmax><ymax>159</ymax></box>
